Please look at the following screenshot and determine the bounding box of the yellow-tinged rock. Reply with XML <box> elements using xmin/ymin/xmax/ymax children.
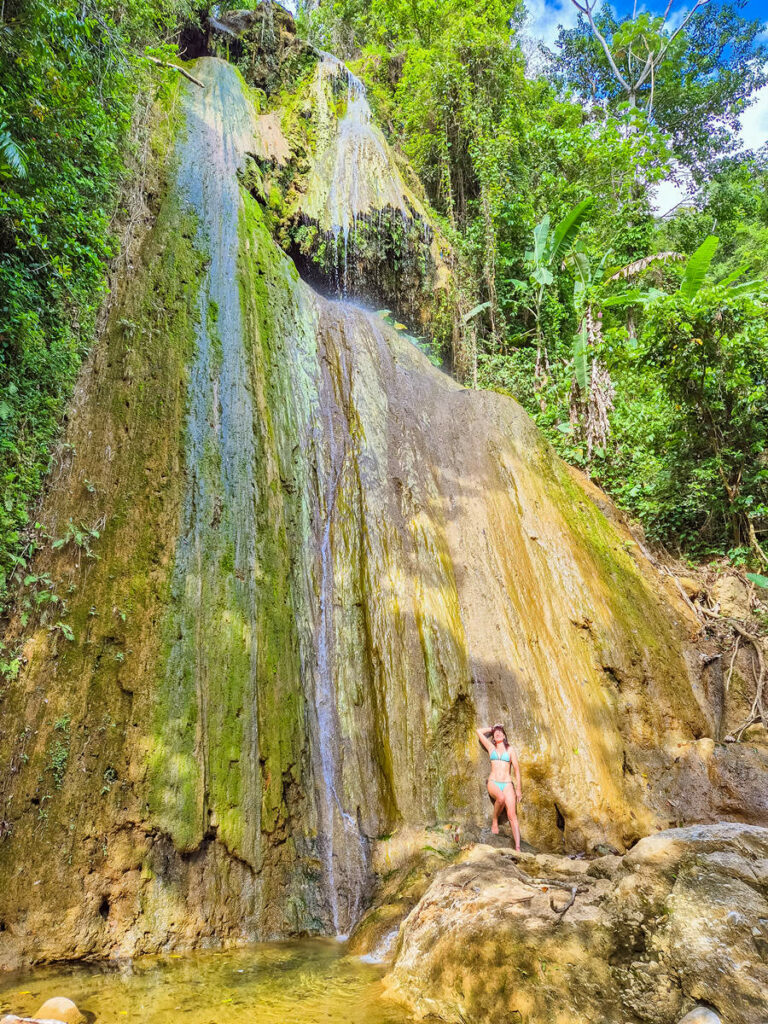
<box><xmin>711</xmin><ymin>574</ymin><xmax>751</xmax><ymax>618</ymax></box>
<box><xmin>34</xmin><ymin>998</ymin><xmax>84</xmax><ymax>1024</ymax></box>
<box><xmin>676</xmin><ymin>575</ymin><xmax>702</xmax><ymax>598</ymax></box>
<box><xmin>384</xmin><ymin>825</ymin><xmax>768</xmax><ymax>1024</ymax></box>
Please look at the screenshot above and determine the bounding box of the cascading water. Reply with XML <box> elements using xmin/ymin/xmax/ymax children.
<box><xmin>304</xmin><ymin>54</ymin><xmax>430</xmax><ymax>301</ymax></box>
<box><xmin>312</xmin><ymin>353</ymin><xmax>359</xmax><ymax>935</ymax></box>
<box><xmin>1</xmin><ymin>39</ymin><xmax>747</xmax><ymax>973</ymax></box>
<box><xmin>152</xmin><ymin>58</ymin><xmax>265</xmax><ymax>858</ymax></box>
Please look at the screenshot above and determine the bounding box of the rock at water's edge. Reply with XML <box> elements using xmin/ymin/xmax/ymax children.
<box><xmin>378</xmin><ymin>824</ymin><xmax>768</xmax><ymax>1024</ymax></box>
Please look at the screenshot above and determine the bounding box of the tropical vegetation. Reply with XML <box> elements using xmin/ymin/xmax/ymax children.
<box><xmin>1</xmin><ymin>0</ymin><xmax>767</xmax><ymax>622</ymax></box>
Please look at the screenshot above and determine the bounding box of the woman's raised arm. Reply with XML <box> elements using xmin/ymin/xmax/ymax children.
<box><xmin>476</xmin><ymin>727</ymin><xmax>494</xmax><ymax>753</ymax></box>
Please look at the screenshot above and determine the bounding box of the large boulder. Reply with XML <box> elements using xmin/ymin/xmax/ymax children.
<box><xmin>33</xmin><ymin>999</ymin><xmax>84</xmax><ymax>1024</ymax></box>
<box><xmin>0</xmin><ymin>997</ymin><xmax>84</xmax><ymax>1024</ymax></box>
<box><xmin>381</xmin><ymin>824</ymin><xmax>768</xmax><ymax>1024</ymax></box>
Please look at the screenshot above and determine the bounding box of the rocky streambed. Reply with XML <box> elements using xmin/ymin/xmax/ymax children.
<box><xmin>353</xmin><ymin>822</ymin><xmax>768</xmax><ymax>1024</ymax></box>
<box><xmin>0</xmin><ymin>823</ymin><xmax>766</xmax><ymax>1024</ymax></box>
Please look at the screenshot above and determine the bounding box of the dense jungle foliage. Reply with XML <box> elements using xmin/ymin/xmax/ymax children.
<box><xmin>306</xmin><ymin>0</ymin><xmax>768</xmax><ymax>563</ymax></box>
<box><xmin>0</xmin><ymin>0</ymin><xmax>194</xmax><ymax>615</ymax></box>
<box><xmin>0</xmin><ymin>0</ymin><xmax>767</xmax><ymax>628</ymax></box>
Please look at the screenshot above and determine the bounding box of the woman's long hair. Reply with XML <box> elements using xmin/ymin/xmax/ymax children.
<box><xmin>491</xmin><ymin>723</ymin><xmax>509</xmax><ymax>749</ymax></box>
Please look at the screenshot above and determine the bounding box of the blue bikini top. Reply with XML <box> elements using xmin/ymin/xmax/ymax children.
<box><xmin>490</xmin><ymin>749</ymin><xmax>511</xmax><ymax>762</ymax></box>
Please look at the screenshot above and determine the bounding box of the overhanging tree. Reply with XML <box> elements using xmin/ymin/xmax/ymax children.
<box><xmin>554</xmin><ymin>0</ymin><xmax>768</xmax><ymax>175</ymax></box>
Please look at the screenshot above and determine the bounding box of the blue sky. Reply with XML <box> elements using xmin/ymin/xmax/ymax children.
<box><xmin>523</xmin><ymin>0</ymin><xmax>768</xmax><ymax>210</ymax></box>
<box><xmin>525</xmin><ymin>0</ymin><xmax>768</xmax><ymax>150</ymax></box>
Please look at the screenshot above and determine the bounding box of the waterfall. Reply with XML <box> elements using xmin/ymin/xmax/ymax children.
<box><xmin>310</xmin><ymin>305</ymin><xmax>371</xmax><ymax>936</ymax></box>
<box><xmin>0</xmin><ymin>49</ymin><xmax>727</xmax><ymax>969</ymax></box>
<box><xmin>305</xmin><ymin>53</ymin><xmax>427</xmax><ymax>300</ymax></box>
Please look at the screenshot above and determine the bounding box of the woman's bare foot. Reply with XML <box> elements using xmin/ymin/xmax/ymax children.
<box><xmin>491</xmin><ymin>819</ymin><xmax>499</xmax><ymax>834</ymax></box>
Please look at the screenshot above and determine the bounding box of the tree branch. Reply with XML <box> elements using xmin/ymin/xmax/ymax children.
<box><xmin>570</xmin><ymin>0</ymin><xmax>632</xmax><ymax>94</ymax></box>
<box><xmin>549</xmin><ymin>885</ymin><xmax>578</xmax><ymax>924</ymax></box>
<box><xmin>145</xmin><ymin>55</ymin><xmax>204</xmax><ymax>88</ymax></box>
<box><xmin>654</xmin><ymin>0</ymin><xmax>710</xmax><ymax>68</ymax></box>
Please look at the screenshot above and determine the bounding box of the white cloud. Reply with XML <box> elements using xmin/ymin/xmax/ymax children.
<box><xmin>652</xmin><ymin>175</ymin><xmax>689</xmax><ymax>216</ymax></box>
<box><xmin>739</xmin><ymin>82</ymin><xmax>768</xmax><ymax>151</ymax></box>
<box><xmin>664</xmin><ymin>5</ymin><xmax>690</xmax><ymax>33</ymax></box>
<box><xmin>522</xmin><ymin>0</ymin><xmax>581</xmax><ymax>51</ymax></box>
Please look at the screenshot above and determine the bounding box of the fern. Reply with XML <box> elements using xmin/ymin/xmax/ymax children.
<box><xmin>679</xmin><ymin>235</ymin><xmax>719</xmax><ymax>300</ymax></box>
<box><xmin>0</xmin><ymin>120</ymin><xmax>28</xmax><ymax>179</ymax></box>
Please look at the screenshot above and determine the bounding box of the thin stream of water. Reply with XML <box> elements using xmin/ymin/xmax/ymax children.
<box><xmin>314</xmin><ymin>53</ymin><xmax>415</xmax><ymax>297</ymax></box>
<box><xmin>312</xmin><ymin>308</ymin><xmax>370</xmax><ymax>936</ymax></box>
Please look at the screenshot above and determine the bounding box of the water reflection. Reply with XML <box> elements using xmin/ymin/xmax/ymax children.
<box><xmin>0</xmin><ymin>940</ymin><xmax>411</xmax><ymax>1024</ymax></box>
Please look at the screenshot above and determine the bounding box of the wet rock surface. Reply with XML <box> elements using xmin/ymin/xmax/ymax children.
<box><xmin>374</xmin><ymin>824</ymin><xmax>768</xmax><ymax>1024</ymax></box>
<box><xmin>0</xmin><ymin>48</ymin><xmax>766</xmax><ymax>974</ymax></box>
<box><xmin>1</xmin><ymin>995</ymin><xmax>85</xmax><ymax>1024</ymax></box>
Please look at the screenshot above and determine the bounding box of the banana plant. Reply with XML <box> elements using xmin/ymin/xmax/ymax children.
<box><xmin>601</xmin><ymin>234</ymin><xmax>766</xmax><ymax>310</ymax></box>
<box><xmin>569</xmin><ymin>242</ymin><xmax>612</xmax><ymax>389</ymax></box>
<box><xmin>0</xmin><ymin>120</ymin><xmax>28</xmax><ymax>180</ymax></box>
<box><xmin>508</xmin><ymin>198</ymin><xmax>594</xmax><ymax>378</ymax></box>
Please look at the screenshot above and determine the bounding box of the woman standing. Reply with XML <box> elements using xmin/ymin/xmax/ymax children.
<box><xmin>476</xmin><ymin>723</ymin><xmax>522</xmax><ymax>850</ymax></box>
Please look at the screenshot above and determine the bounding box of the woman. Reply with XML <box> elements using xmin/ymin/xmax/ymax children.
<box><xmin>476</xmin><ymin>723</ymin><xmax>522</xmax><ymax>850</ymax></box>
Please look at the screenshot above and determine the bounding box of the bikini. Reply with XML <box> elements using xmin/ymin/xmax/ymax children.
<box><xmin>489</xmin><ymin>748</ymin><xmax>512</xmax><ymax>792</ymax></box>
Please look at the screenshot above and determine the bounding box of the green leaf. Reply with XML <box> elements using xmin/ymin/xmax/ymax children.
<box><xmin>532</xmin><ymin>267</ymin><xmax>554</xmax><ymax>287</ymax></box>
<box><xmin>0</xmin><ymin>401</ymin><xmax>12</xmax><ymax>421</ymax></box>
<box><xmin>679</xmin><ymin>235</ymin><xmax>719</xmax><ymax>300</ymax></box>
<box><xmin>746</xmin><ymin>573</ymin><xmax>768</xmax><ymax>589</ymax></box>
<box><xmin>728</xmin><ymin>279</ymin><xmax>767</xmax><ymax>297</ymax></box>
<box><xmin>463</xmin><ymin>301</ymin><xmax>491</xmax><ymax>323</ymax></box>
<box><xmin>508</xmin><ymin>278</ymin><xmax>529</xmax><ymax>292</ymax></box>
<box><xmin>570</xmin><ymin>250</ymin><xmax>591</xmax><ymax>291</ymax></box>
<box><xmin>573</xmin><ymin>325</ymin><xmax>589</xmax><ymax>391</ymax></box>
<box><xmin>718</xmin><ymin>265</ymin><xmax>748</xmax><ymax>288</ymax></box>
<box><xmin>551</xmin><ymin>198</ymin><xmax>594</xmax><ymax>263</ymax></box>
<box><xmin>0</xmin><ymin>120</ymin><xmax>28</xmax><ymax>179</ymax></box>
<box><xmin>532</xmin><ymin>215</ymin><xmax>551</xmax><ymax>264</ymax></box>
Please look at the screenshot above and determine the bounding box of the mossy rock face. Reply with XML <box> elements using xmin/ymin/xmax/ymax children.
<box><xmin>0</xmin><ymin>56</ymin><xmax>766</xmax><ymax>971</ymax></box>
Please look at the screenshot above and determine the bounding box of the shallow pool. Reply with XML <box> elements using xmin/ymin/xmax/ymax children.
<box><xmin>0</xmin><ymin>939</ymin><xmax>413</xmax><ymax>1023</ymax></box>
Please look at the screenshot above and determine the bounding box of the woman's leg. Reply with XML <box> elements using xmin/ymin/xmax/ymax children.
<box><xmin>504</xmin><ymin>787</ymin><xmax>521</xmax><ymax>851</ymax></box>
<box><xmin>487</xmin><ymin>781</ymin><xmax>505</xmax><ymax>834</ymax></box>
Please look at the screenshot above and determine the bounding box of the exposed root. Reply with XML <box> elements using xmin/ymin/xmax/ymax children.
<box><xmin>698</xmin><ymin>605</ymin><xmax>766</xmax><ymax>739</ymax></box>
<box><xmin>549</xmin><ymin>885</ymin><xmax>577</xmax><ymax>924</ymax></box>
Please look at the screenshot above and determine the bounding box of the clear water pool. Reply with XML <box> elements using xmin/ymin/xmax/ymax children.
<box><xmin>0</xmin><ymin>939</ymin><xmax>412</xmax><ymax>1023</ymax></box>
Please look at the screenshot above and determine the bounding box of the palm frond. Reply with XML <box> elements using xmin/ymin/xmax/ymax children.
<box><xmin>606</xmin><ymin>251</ymin><xmax>684</xmax><ymax>283</ymax></box>
<box><xmin>0</xmin><ymin>121</ymin><xmax>28</xmax><ymax>179</ymax></box>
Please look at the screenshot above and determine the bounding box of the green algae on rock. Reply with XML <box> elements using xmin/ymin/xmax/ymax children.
<box><xmin>0</xmin><ymin>45</ymin><xmax>766</xmax><ymax>974</ymax></box>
